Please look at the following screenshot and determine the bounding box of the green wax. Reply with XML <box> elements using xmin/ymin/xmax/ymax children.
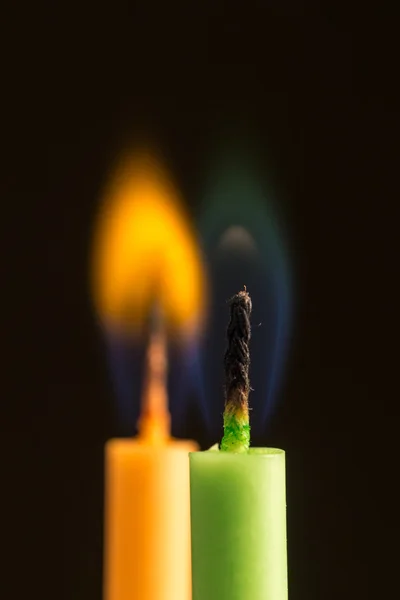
<box><xmin>190</xmin><ymin>447</ymin><xmax>288</xmax><ymax>600</ymax></box>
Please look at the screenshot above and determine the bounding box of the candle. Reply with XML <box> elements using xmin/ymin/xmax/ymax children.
<box><xmin>189</xmin><ymin>290</ymin><xmax>288</xmax><ymax>600</ymax></box>
<box><xmin>105</xmin><ymin>439</ymin><xmax>197</xmax><ymax>600</ymax></box>
<box><xmin>90</xmin><ymin>150</ymin><xmax>206</xmax><ymax>600</ymax></box>
<box><xmin>104</xmin><ymin>326</ymin><xmax>198</xmax><ymax>600</ymax></box>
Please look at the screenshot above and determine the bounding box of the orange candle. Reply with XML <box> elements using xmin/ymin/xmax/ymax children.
<box><xmin>104</xmin><ymin>438</ymin><xmax>197</xmax><ymax>600</ymax></box>
<box><xmin>104</xmin><ymin>328</ymin><xmax>198</xmax><ymax>600</ymax></box>
<box><xmin>90</xmin><ymin>149</ymin><xmax>206</xmax><ymax>600</ymax></box>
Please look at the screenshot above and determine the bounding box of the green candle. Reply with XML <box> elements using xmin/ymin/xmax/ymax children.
<box><xmin>189</xmin><ymin>289</ymin><xmax>288</xmax><ymax>600</ymax></box>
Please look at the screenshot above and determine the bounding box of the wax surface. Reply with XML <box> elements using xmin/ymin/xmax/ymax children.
<box><xmin>104</xmin><ymin>438</ymin><xmax>197</xmax><ymax>600</ymax></box>
<box><xmin>190</xmin><ymin>447</ymin><xmax>288</xmax><ymax>600</ymax></box>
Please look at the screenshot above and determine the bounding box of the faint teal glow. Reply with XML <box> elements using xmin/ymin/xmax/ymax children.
<box><xmin>195</xmin><ymin>142</ymin><xmax>293</xmax><ymax>437</ymax></box>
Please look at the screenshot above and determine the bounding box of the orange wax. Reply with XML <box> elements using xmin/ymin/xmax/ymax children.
<box><xmin>104</xmin><ymin>437</ymin><xmax>197</xmax><ymax>600</ymax></box>
<box><xmin>103</xmin><ymin>328</ymin><xmax>198</xmax><ymax>600</ymax></box>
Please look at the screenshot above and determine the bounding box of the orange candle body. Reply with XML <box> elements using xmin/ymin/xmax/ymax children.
<box><xmin>104</xmin><ymin>438</ymin><xmax>197</xmax><ymax>600</ymax></box>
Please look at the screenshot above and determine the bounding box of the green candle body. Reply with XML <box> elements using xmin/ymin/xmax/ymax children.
<box><xmin>190</xmin><ymin>447</ymin><xmax>288</xmax><ymax>600</ymax></box>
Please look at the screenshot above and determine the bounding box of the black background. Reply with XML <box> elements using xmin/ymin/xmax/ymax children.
<box><xmin>3</xmin><ymin>5</ymin><xmax>397</xmax><ymax>600</ymax></box>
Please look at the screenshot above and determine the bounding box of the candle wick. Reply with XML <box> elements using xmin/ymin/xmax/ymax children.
<box><xmin>221</xmin><ymin>287</ymin><xmax>252</xmax><ymax>452</ymax></box>
<box><xmin>137</xmin><ymin>319</ymin><xmax>171</xmax><ymax>442</ymax></box>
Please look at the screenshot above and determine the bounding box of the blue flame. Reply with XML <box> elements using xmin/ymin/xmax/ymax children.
<box><xmin>103</xmin><ymin>326</ymin><xmax>205</xmax><ymax>436</ymax></box>
<box><xmin>194</xmin><ymin>148</ymin><xmax>293</xmax><ymax>439</ymax></box>
<box><xmin>103</xmin><ymin>329</ymin><xmax>145</xmax><ymax>435</ymax></box>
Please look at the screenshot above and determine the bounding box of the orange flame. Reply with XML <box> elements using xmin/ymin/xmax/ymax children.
<box><xmin>90</xmin><ymin>151</ymin><xmax>206</xmax><ymax>340</ymax></box>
